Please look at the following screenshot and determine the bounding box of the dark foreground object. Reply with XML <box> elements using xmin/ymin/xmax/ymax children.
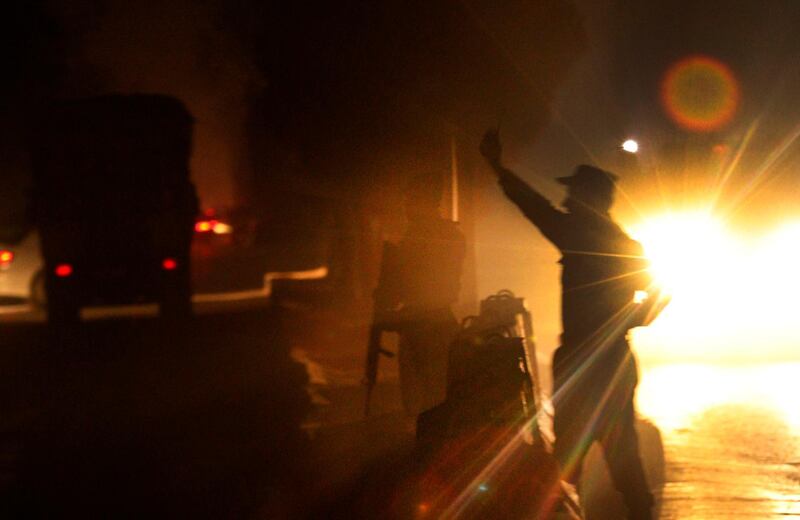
<box><xmin>0</xmin><ymin>308</ymin><xmax>310</xmax><ymax>518</ymax></box>
<box><xmin>30</xmin><ymin>94</ymin><xmax>199</xmax><ymax>323</ymax></box>
<box><xmin>318</xmin><ymin>291</ymin><xmax>575</xmax><ymax>519</ymax></box>
<box><xmin>319</xmin><ymin>426</ymin><xmax>565</xmax><ymax>519</ymax></box>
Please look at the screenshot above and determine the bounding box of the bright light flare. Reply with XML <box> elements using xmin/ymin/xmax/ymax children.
<box><xmin>631</xmin><ymin>211</ymin><xmax>737</xmax><ymax>297</ymax></box>
<box><xmin>0</xmin><ymin>250</ymin><xmax>14</xmax><ymax>268</ymax></box>
<box><xmin>637</xmin><ymin>363</ymin><xmax>800</xmax><ymax>432</ymax></box>
<box><xmin>629</xmin><ymin>211</ymin><xmax>745</xmax><ymax>358</ymax></box>
<box><xmin>621</xmin><ymin>139</ymin><xmax>639</xmax><ymax>153</ymax></box>
<box><xmin>630</xmin><ymin>212</ymin><xmax>800</xmax><ymax>362</ymax></box>
<box><xmin>746</xmin><ymin>223</ymin><xmax>800</xmax><ymax>331</ymax></box>
<box><xmin>633</xmin><ymin>290</ymin><xmax>648</xmax><ymax>304</ymax></box>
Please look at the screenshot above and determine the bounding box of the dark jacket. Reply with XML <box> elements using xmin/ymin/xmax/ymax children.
<box><xmin>498</xmin><ymin>169</ymin><xmax>651</xmax><ymax>352</ymax></box>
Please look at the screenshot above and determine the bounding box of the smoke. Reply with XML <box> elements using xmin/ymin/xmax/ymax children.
<box><xmin>50</xmin><ymin>0</ymin><xmax>264</xmax><ymax>209</ymax></box>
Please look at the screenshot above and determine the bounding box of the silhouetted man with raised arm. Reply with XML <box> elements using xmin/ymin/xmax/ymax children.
<box><xmin>480</xmin><ymin>130</ymin><xmax>667</xmax><ymax>519</ymax></box>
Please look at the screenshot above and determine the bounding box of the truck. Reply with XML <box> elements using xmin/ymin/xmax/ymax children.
<box><xmin>30</xmin><ymin>94</ymin><xmax>199</xmax><ymax>323</ymax></box>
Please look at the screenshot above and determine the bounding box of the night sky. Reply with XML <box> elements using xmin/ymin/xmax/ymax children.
<box><xmin>2</xmin><ymin>1</ymin><xmax>584</xmax><ymax>205</ymax></box>
<box><xmin>6</xmin><ymin>1</ymin><xmax>800</xmax><ymax>216</ymax></box>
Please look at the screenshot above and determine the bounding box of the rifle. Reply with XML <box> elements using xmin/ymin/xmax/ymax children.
<box><xmin>363</xmin><ymin>241</ymin><xmax>400</xmax><ymax>417</ymax></box>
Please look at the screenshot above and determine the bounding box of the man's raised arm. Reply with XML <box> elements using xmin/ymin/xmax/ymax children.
<box><xmin>479</xmin><ymin>129</ymin><xmax>566</xmax><ymax>247</ymax></box>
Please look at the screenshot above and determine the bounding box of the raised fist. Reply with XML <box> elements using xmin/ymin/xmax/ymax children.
<box><xmin>480</xmin><ymin>128</ymin><xmax>502</xmax><ymax>166</ymax></box>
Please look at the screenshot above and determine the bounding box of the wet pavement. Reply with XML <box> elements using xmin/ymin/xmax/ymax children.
<box><xmin>638</xmin><ymin>363</ymin><xmax>800</xmax><ymax>519</ymax></box>
<box><xmin>299</xmin><ymin>341</ymin><xmax>800</xmax><ymax>518</ymax></box>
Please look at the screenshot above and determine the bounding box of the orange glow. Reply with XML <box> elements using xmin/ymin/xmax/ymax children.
<box><xmin>195</xmin><ymin>220</ymin><xmax>214</xmax><ymax>232</ymax></box>
<box><xmin>162</xmin><ymin>257</ymin><xmax>178</xmax><ymax>270</ymax></box>
<box><xmin>195</xmin><ymin>219</ymin><xmax>232</xmax><ymax>234</ymax></box>
<box><xmin>637</xmin><ymin>363</ymin><xmax>800</xmax><ymax>433</ymax></box>
<box><xmin>661</xmin><ymin>55</ymin><xmax>740</xmax><ymax>132</ymax></box>
<box><xmin>0</xmin><ymin>250</ymin><xmax>14</xmax><ymax>265</ymax></box>
<box><xmin>212</xmin><ymin>222</ymin><xmax>233</xmax><ymax>234</ymax></box>
<box><xmin>630</xmin><ymin>211</ymin><xmax>737</xmax><ymax>297</ymax></box>
<box><xmin>55</xmin><ymin>263</ymin><xmax>73</xmax><ymax>277</ymax></box>
<box><xmin>629</xmin><ymin>213</ymin><xmax>800</xmax><ymax>362</ymax></box>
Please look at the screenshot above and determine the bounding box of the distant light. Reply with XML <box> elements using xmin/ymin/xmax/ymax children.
<box><xmin>55</xmin><ymin>264</ymin><xmax>73</xmax><ymax>277</ymax></box>
<box><xmin>478</xmin><ymin>483</ymin><xmax>489</xmax><ymax>493</ymax></box>
<box><xmin>212</xmin><ymin>222</ymin><xmax>233</xmax><ymax>235</ymax></box>
<box><xmin>162</xmin><ymin>258</ymin><xmax>178</xmax><ymax>271</ymax></box>
<box><xmin>417</xmin><ymin>502</ymin><xmax>430</xmax><ymax>515</ymax></box>
<box><xmin>195</xmin><ymin>220</ymin><xmax>214</xmax><ymax>233</ymax></box>
<box><xmin>622</xmin><ymin>139</ymin><xmax>639</xmax><ymax>153</ymax></box>
<box><xmin>196</xmin><ymin>219</ymin><xmax>232</xmax><ymax>234</ymax></box>
<box><xmin>633</xmin><ymin>290</ymin><xmax>649</xmax><ymax>304</ymax></box>
<box><xmin>0</xmin><ymin>250</ymin><xmax>14</xmax><ymax>265</ymax></box>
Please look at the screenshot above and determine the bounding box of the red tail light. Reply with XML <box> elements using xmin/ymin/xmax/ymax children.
<box><xmin>162</xmin><ymin>258</ymin><xmax>178</xmax><ymax>271</ymax></box>
<box><xmin>195</xmin><ymin>220</ymin><xmax>214</xmax><ymax>233</ymax></box>
<box><xmin>195</xmin><ymin>219</ymin><xmax>232</xmax><ymax>234</ymax></box>
<box><xmin>55</xmin><ymin>264</ymin><xmax>73</xmax><ymax>277</ymax></box>
<box><xmin>0</xmin><ymin>250</ymin><xmax>14</xmax><ymax>267</ymax></box>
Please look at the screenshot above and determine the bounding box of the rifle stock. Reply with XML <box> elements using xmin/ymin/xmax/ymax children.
<box><xmin>363</xmin><ymin>241</ymin><xmax>400</xmax><ymax>417</ymax></box>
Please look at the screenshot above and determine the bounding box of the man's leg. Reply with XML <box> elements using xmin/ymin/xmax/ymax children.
<box><xmin>552</xmin><ymin>406</ymin><xmax>593</xmax><ymax>486</ymax></box>
<box><xmin>600</xmin><ymin>400</ymin><xmax>654</xmax><ymax>520</ymax></box>
<box><xmin>551</xmin><ymin>346</ymin><xmax>594</xmax><ymax>485</ymax></box>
